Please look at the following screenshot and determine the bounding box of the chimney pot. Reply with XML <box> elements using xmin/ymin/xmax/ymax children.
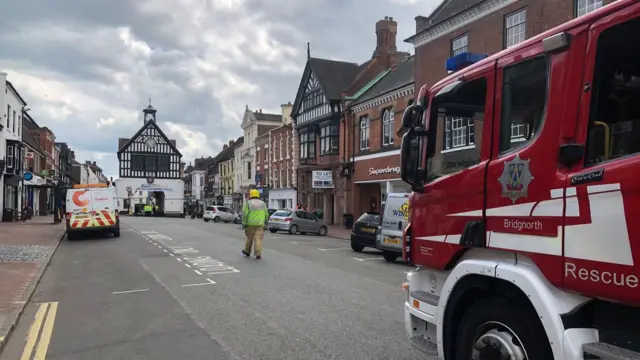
<box><xmin>389</xmin><ymin>16</ymin><xmax>393</xmax><ymax>21</ymax></box>
<box><xmin>384</xmin><ymin>16</ymin><xmax>388</xmax><ymax>20</ymax></box>
<box><xmin>259</xmin><ymin>109</ymin><xmax>262</xmax><ymax>113</ymax></box>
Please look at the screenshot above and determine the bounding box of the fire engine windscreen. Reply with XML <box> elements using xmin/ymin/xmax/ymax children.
<box><xmin>586</xmin><ymin>18</ymin><xmax>640</xmax><ymax>165</ymax></box>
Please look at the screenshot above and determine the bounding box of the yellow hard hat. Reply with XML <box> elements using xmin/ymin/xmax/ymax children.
<box><xmin>249</xmin><ymin>189</ymin><xmax>260</xmax><ymax>198</ymax></box>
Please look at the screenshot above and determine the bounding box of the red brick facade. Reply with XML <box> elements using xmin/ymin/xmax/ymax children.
<box><xmin>268</xmin><ymin>125</ymin><xmax>293</xmax><ymax>190</ymax></box>
<box><xmin>255</xmin><ymin>133</ymin><xmax>269</xmax><ymax>187</ymax></box>
<box><xmin>412</xmin><ymin>0</ymin><xmax>617</xmax><ymax>93</ymax></box>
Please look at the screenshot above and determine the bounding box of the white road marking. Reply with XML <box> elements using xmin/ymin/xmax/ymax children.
<box><xmin>206</xmin><ymin>278</ymin><xmax>216</xmax><ymax>284</ymax></box>
<box><xmin>176</xmin><ymin>258</ymin><xmax>182</xmax><ymax>262</ymax></box>
<box><xmin>180</xmin><ymin>282</ymin><xmax>213</xmax><ymax>287</ymax></box>
<box><xmin>204</xmin><ymin>269</ymin><xmax>241</xmax><ymax>275</ymax></box>
<box><xmin>112</xmin><ymin>288</ymin><xmax>149</xmax><ymax>295</ymax></box>
<box><xmin>291</xmin><ymin>241</ymin><xmax>298</xmax><ymax>244</ymax></box>
<box><xmin>184</xmin><ymin>263</ymin><xmax>191</xmax><ymax>268</ymax></box>
<box><xmin>194</xmin><ymin>270</ymin><xmax>202</xmax><ymax>275</ymax></box>
<box><xmin>353</xmin><ymin>257</ymin><xmax>384</xmax><ymax>262</ymax></box>
<box><xmin>139</xmin><ymin>231</ymin><xmax>158</xmax><ymax>234</ymax></box>
<box><xmin>318</xmin><ymin>248</ymin><xmax>348</xmax><ymax>251</ymax></box>
<box><xmin>162</xmin><ymin>249</ymin><xmax>168</xmax><ymax>253</ymax></box>
<box><xmin>169</xmin><ymin>253</ymin><xmax>175</xmax><ymax>257</ymax></box>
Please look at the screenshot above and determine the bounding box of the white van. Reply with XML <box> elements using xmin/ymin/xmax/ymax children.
<box><xmin>66</xmin><ymin>184</ymin><xmax>120</xmax><ymax>240</ymax></box>
<box><xmin>376</xmin><ymin>192</ymin><xmax>410</xmax><ymax>262</ymax></box>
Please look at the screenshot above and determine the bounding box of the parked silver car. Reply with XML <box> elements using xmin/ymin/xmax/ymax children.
<box><xmin>203</xmin><ymin>205</ymin><xmax>241</xmax><ymax>223</ymax></box>
<box><xmin>268</xmin><ymin>209</ymin><xmax>328</xmax><ymax>236</ymax></box>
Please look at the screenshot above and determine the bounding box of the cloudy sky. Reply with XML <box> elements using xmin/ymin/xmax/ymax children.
<box><xmin>1</xmin><ymin>0</ymin><xmax>440</xmax><ymax>179</ymax></box>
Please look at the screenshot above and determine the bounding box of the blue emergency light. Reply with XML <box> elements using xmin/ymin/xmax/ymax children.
<box><xmin>445</xmin><ymin>52</ymin><xmax>488</xmax><ymax>72</ymax></box>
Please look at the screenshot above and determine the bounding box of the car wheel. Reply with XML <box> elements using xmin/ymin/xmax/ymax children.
<box><xmin>454</xmin><ymin>297</ymin><xmax>552</xmax><ymax>360</ymax></box>
<box><xmin>351</xmin><ymin>243</ymin><xmax>364</xmax><ymax>252</ymax></box>
<box><xmin>269</xmin><ymin>229</ymin><xmax>278</xmax><ymax>233</ymax></box>
<box><xmin>204</xmin><ymin>219</ymin><xmax>210</xmax><ymax>222</ymax></box>
<box><xmin>318</xmin><ymin>226</ymin><xmax>327</xmax><ymax>236</ymax></box>
<box><xmin>383</xmin><ymin>251</ymin><xmax>398</xmax><ymax>262</ymax></box>
<box><xmin>289</xmin><ymin>225</ymin><xmax>298</xmax><ymax>235</ymax></box>
<box><xmin>235</xmin><ymin>218</ymin><xmax>241</xmax><ymax>224</ymax></box>
<box><xmin>213</xmin><ymin>217</ymin><xmax>220</xmax><ymax>223</ymax></box>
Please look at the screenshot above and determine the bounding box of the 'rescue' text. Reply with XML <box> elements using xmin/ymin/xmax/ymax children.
<box><xmin>565</xmin><ymin>262</ymin><xmax>638</xmax><ymax>288</ymax></box>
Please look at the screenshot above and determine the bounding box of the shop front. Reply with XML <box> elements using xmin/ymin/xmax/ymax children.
<box><xmin>350</xmin><ymin>152</ymin><xmax>410</xmax><ymax>218</ymax></box>
<box><xmin>297</xmin><ymin>168</ymin><xmax>339</xmax><ymax>224</ymax></box>
<box><xmin>268</xmin><ymin>188</ymin><xmax>296</xmax><ymax>210</ymax></box>
<box><xmin>23</xmin><ymin>172</ymin><xmax>47</xmax><ymax>216</ymax></box>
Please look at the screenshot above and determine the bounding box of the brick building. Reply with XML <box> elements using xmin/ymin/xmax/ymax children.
<box><xmin>407</xmin><ymin>0</ymin><xmax>616</xmax><ymax>92</ymax></box>
<box><xmin>254</xmin><ymin>131</ymin><xmax>269</xmax><ymax>202</ymax></box>
<box><xmin>267</xmin><ymin>123</ymin><xmax>295</xmax><ymax>209</ymax></box>
<box><xmin>290</xmin><ymin>16</ymin><xmax>408</xmax><ymax>225</ymax></box>
<box><xmin>343</xmin><ymin>56</ymin><xmax>415</xmax><ymax>217</ymax></box>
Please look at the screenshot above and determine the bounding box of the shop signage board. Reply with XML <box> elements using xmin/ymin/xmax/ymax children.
<box><xmin>312</xmin><ymin>170</ymin><xmax>333</xmax><ymax>188</ymax></box>
<box><xmin>369</xmin><ymin>166</ymin><xmax>401</xmax><ymax>176</ymax></box>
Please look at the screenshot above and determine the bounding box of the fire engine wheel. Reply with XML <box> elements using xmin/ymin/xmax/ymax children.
<box><xmin>455</xmin><ymin>297</ymin><xmax>553</xmax><ymax>360</ymax></box>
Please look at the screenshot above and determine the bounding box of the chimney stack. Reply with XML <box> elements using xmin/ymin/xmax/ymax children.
<box><xmin>375</xmin><ymin>16</ymin><xmax>398</xmax><ymax>65</ymax></box>
<box><xmin>259</xmin><ymin>109</ymin><xmax>262</xmax><ymax>113</ymax></box>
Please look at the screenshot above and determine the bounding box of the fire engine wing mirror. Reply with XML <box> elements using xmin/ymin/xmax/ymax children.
<box><xmin>558</xmin><ymin>143</ymin><xmax>584</xmax><ymax>168</ymax></box>
<box><xmin>400</xmin><ymin>129</ymin><xmax>426</xmax><ymax>191</ymax></box>
<box><xmin>399</xmin><ymin>103</ymin><xmax>425</xmax><ymax>136</ymax></box>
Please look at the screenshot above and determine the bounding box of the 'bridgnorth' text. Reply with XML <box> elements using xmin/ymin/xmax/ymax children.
<box><xmin>503</xmin><ymin>219</ymin><xmax>543</xmax><ymax>232</ymax></box>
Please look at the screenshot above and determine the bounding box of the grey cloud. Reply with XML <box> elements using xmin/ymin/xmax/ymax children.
<box><xmin>0</xmin><ymin>0</ymin><xmax>441</xmax><ymax>178</ymax></box>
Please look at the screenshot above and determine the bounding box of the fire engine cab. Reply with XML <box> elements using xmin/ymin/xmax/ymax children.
<box><xmin>400</xmin><ymin>1</ymin><xmax>640</xmax><ymax>359</ymax></box>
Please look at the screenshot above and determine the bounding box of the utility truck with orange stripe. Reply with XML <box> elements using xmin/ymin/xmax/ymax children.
<box><xmin>399</xmin><ymin>1</ymin><xmax>640</xmax><ymax>359</ymax></box>
<box><xmin>66</xmin><ymin>184</ymin><xmax>120</xmax><ymax>240</ymax></box>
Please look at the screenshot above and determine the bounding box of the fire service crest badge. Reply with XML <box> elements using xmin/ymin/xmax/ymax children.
<box><xmin>498</xmin><ymin>154</ymin><xmax>534</xmax><ymax>203</ymax></box>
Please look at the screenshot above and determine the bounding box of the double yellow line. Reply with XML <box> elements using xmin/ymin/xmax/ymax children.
<box><xmin>20</xmin><ymin>302</ymin><xmax>58</xmax><ymax>360</ymax></box>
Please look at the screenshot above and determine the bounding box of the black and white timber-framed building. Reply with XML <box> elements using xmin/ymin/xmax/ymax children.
<box><xmin>291</xmin><ymin>55</ymin><xmax>360</xmax><ymax>225</ymax></box>
<box><xmin>115</xmin><ymin>104</ymin><xmax>184</xmax><ymax>217</ymax></box>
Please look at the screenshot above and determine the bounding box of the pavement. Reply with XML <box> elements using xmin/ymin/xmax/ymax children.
<box><xmin>0</xmin><ymin>216</ymin><xmax>420</xmax><ymax>360</ymax></box>
<box><xmin>0</xmin><ymin>216</ymin><xmax>66</xmax><ymax>352</ymax></box>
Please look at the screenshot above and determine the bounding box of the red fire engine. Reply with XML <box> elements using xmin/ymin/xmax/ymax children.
<box><xmin>399</xmin><ymin>1</ymin><xmax>640</xmax><ymax>359</ymax></box>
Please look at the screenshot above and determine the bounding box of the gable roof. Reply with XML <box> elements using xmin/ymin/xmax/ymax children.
<box><xmin>409</xmin><ymin>0</ymin><xmax>485</xmax><ymax>41</ymax></box>
<box><xmin>254</xmin><ymin>111</ymin><xmax>280</xmax><ymax>122</ymax></box>
<box><xmin>291</xmin><ymin>57</ymin><xmax>360</xmax><ymax>117</ymax></box>
<box><xmin>351</xmin><ymin>56</ymin><xmax>415</xmax><ymax>106</ymax></box>
<box><xmin>116</xmin><ymin>120</ymin><xmax>182</xmax><ymax>157</ymax></box>
<box><xmin>22</xmin><ymin>127</ymin><xmax>45</xmax><ymax>156</ymax></box>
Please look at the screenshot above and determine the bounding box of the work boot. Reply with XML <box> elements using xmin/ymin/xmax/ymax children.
<box><xmin>242</xmin><ymin>250</ymin><xmax>250</xmax><ymax>257</ymax></box>
<box><xmin>256</xmin><ymin>255</ymin><xmax>261</xmax><ymax>260</ymax></box>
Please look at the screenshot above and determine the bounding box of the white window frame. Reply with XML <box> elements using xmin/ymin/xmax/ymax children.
<box><xmin>452</xmin><ymin>34</ymin><xmax>468</xmax><ymax>56</ymax></box>
<box><xmin>382</xmin><ymin>107</ymin><xmax>395</xmax><ymax>146</ymax></box>
<box><xmin>360</xmin><ymin>116</ymin><xmax>370</xmax><ymax>150</ymax></box>
<box><xmin>576</xmin><ymin>0</ymin><xmax>603</xmax><ymax>17</ymax></box>
<box><xmin>505</xmin><ymin>9</ymin><xmax>526</xmax><ymax>48</ymax></box>
<box><xmin>7</xmin><ymin>146</ymin><xmax>14</xmax><ymax>168</ymax></box>
<box><xmin>444</xmin><ymin>117</ymin><xmax>475</xmax><ymax>151</ymax></box>
<box><xmin>280</xmin><ymin>137</ymin><xmax>284</xmax><ymax>160</ymax></box>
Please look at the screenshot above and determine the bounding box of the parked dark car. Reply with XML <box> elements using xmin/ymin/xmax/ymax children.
<box><xmin>350</xmin><ymin>212</ymin><xmax>380</xmax><ymax>252</ymax></box>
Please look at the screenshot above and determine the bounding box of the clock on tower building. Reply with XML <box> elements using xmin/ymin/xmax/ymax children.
<box><xmin>143</xmin><ymin>103</ymin><xmax>156</xmax><ymax>123</ymax></box>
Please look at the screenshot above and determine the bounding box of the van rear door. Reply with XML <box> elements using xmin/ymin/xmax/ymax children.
<box><xmin>67</xmin><ymin>189</ymin><xmax>94</xmax><ymax>230</ymax></box>
<box><xmin>91</xmin><ymin>189</ymin><xmax>117</xmax><ymax>228</ymax></box>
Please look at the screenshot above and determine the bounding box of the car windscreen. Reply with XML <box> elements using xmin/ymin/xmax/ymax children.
<box><xmin>273</xmin><ymin>210</ymin><xmax>292</xmax><ymax>217</ymax></box>
<box><xmin>357</xmin><ymin>212</ymin><xmax>380</xmax><ymax>223</ymax></box>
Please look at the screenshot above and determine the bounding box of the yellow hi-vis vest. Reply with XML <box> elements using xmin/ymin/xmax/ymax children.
<box><xmin>242</xmin><ymin>199</ymin><xmax>268</xmax><ymax>226</ymax></box>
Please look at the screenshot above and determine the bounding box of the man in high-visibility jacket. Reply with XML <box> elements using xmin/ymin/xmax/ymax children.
<box><xmin>242</xmin><ymin>189</ymin><xmax>269</xmax><ymax>259</ymax></box>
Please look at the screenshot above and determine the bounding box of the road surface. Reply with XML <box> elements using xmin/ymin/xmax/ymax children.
<box><xmin>1</xmin><ymin>216</ymin><xmax>421</xmax><ymax>360</ymax></box>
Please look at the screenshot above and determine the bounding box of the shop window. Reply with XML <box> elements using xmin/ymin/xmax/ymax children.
<box><xmin>359</xmin><ymin>116</ymin><xmax>370</xmax><ymax>150</ymax></box>
<box><xmin>498</xmin><ymin>56</ymin><xmax>548</xmax><ymax>154</ymax></box>
<box><xmin>321</xmin><ymin>123</ymin><xmax>338</xmax><ymax>155</ymax></box>
<box><xmin>299</xmin><ymin>132</ymin><xmax>316</xmax><ymax>159</ymax></box>
<box><xmin>382</xmin><ymin>107</ymin><xmax>395</xmax><ymax>146</ymax></box>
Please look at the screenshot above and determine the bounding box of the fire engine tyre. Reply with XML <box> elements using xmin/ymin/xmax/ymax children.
<box><xmin>213</xmin><ymin>216</ymin><xmax>220</xmax><ymax>223</ymax></box>
<box><xmin>383</xmin><ymin>251</ymin><xmax>398</xmax><ymax>262</ymax></box>
<box><xmin>455</xmin><ymin>297</ymin><xmax>553</xmax><ymax>360</ymax></box>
